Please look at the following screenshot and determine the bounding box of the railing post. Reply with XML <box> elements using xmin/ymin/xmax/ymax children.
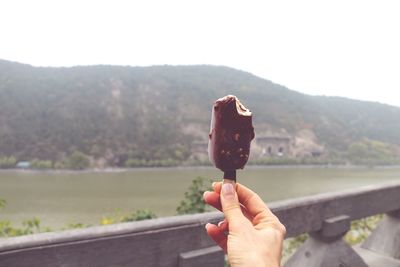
<box><xmin>362</xmin><ymin>209</ymin><xmax>400</xmax><ymax>259</ymax></box>
<box><xmin>284</xmin><ymin>215</ymin><xmax>367</xmax><ymax>267</ymax></box>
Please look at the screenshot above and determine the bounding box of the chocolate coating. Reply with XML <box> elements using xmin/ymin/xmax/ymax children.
<box><xmin>208</xmin><ymin>95</ymin><xmax>255</xmax><ymax>180</ymax></box>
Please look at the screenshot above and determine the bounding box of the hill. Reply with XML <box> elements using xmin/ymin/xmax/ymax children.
<box><xmin>1</xmin><ymin>59</ymin><xmax>399</xmax><ymax>167</ymax></box>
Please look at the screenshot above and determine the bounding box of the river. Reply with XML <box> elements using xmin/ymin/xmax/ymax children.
<box><xmin>1</xmin><ymin>166</ymin><xmax>399</xmax><ymax>228</ymax></box>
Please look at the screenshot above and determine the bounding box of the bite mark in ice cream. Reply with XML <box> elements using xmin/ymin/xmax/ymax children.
<box><xmin>208</xmin><ymin>95</ymin><xmax>255</xmax><ymax>181</ymax></box>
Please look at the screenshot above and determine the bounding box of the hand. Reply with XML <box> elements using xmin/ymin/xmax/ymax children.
<box><xmin>203</xmin><ymin>182</ymin><xmax>286</xmax><ymax>267</ymax></box>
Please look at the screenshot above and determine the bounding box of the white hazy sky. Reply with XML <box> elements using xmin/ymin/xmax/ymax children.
<box><xmin>1</xmin><ymin>0</ymin><xmax>399</xmax><ymax>106</ymax></box>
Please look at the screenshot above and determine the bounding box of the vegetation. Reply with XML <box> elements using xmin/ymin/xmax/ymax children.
<box><xmin>249</xmin><ymin>157</ymin><xmax>347</xmax><ymax>166</ymax></box>
<box><xmin>344</xmin><ymin>214</ymin><xmax>384</xmax><ymax>245</ymax></box>
<box><xmin>30</xmin><ymin>159</ymin><xmax>53</xmax><ymax>169</ymax></box>
<box><xmin>66</xmin><ymin>151</ymin><xmax>90</xmax><ymax>170</ymax></box>
<box><xmin>1</xmin><ymin>59</ymin><xmax>400</xmax><ymax>167</ymax></box>
<box><xmin>0</xmin><ymin>201</ymin><xmax>156</xmax><ymax>238</ymax></box>
<box><xmin>124</xmin><ymin>158</ymin><xmax>180</xmax><ymax>168</ymax></box>
<box><xmin>348</xmin><ymin>139</ymin><xmax>400</xmax><ymax>165</ymax></box>
<box><xmin>100</xmin><ymin>210</ymin><xmax>157</xmax><ymax>225</ymax></box>
<box><xmin>283</xmin><ymin>234</ymin><xmax>308</xmax><ymax>260</ymax></box>
<box><xmin>0</xmin><ymin>218</ymin><xmax>52</xmax><ymax>237</ymax></box>
<box><xmin>177</xmin><ymin>177</ymin><xmax>213</xmax><ymax>214</ymax></box>
<box><xmin>0</xmin><ymin>156</ymin><xmax>16</xmax><ymax>169</ymax></box>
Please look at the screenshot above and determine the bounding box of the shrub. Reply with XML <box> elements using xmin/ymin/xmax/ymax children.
<box><xmin>176</xmin><ymin>176</ymin><xmax>213</xmax><ymax>215</ymax></box>
<box><xmin>124</xmin><ymin>158</ymin><xmax>180</xmax><ymax>168</ymax></box>
<box><xmin>100</xmin><ymin>209</ymin><xmax>157</xmax><ymax>225</ymax></box>
<box><xmin>54</xmin><ymin>161</ymin><xmax>67</xmax><ymax>169</ymax></box>
<box><xmin>30</xmin><ymin>159</ymin><xmax>53</xmax><ymax>169</ymax></box>
<box><xmin>348</xmin><ymin>139</ymin><xmax>399</xmax><ymax>165</ymax></box>
<box><xmin>0</xmin><ymin>156</ymin><xmax>17</xmax><ymax>169</ymax></box>
<box><xmin>120</xmin><ymin>210</ymin><xmax>157</xmax><ymax>222</ymax></box>
<box><xmin>0</xmin><ymin>218</ymin><xmax>51</xmax><ymax>238</ymax></box>
<box><xmin>63</xmin><ymin>223</ymin><xmax>91</xmax><ymax>230</ymax></box>
<box><xmin>344</xmin><ymin>214</ymin><xmax>383</xmax><ymax>245</ymax></box>
<box><xmin>67</xmin><ymin>151</ymin><xmax>90</xmax><ymax>170</ymax></box>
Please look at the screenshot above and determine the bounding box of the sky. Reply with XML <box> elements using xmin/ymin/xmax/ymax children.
<box><xmin>1</xmin><ymin>0</ymin><xmax>399</xmax><ymax>107</ymax></box>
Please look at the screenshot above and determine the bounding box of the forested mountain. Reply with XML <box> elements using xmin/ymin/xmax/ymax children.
<box><xmin>1</xmin><ymin>59</ymin><xmax>399</xmax><ymax>167</ymax></box>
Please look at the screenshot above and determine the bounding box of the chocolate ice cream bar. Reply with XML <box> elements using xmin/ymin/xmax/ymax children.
<box><xmin>208</xmin><ymin>95</ymin><xmax>255</xmax><ymax>181</ymax></box>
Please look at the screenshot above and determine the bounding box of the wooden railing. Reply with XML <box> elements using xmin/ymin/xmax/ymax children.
<box><xmin>1</xmin><ymin>182</ymin><xmax>400</xmax><ymax>267</ymax></box>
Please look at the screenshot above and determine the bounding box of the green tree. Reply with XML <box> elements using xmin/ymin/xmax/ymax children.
<box><xmin>67</xmin><ymin>151</ymin><xmax>90</xmax><ymax>170</ymax></box>
<box><xmin>31</xmin><ymin>159</ymin><xmax>53</xmax><ymax>169</ymax></box>
<box><xmin>0</xmin><ymin>156</ymin><xmax>16</xmax><ymax>169</ymax></box>
<box><xmin>348</xmin><ymin>139</ymin><xmax>397</xmax><ymax>165</ymax></box>
<box><xmin>177</xmin><ymin>176</ymin><xmax>213</xmax><ymax>215</ymax></box>
<box><xmin>54</xmin><ymin>161</ymin><xmax>67</xmax><ymax>169</ymax></box>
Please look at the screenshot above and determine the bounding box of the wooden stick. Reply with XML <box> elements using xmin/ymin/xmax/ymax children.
<box><xmin>223</xmin><ymin>170</ymin><xmax>236</xmax><ymax>184</ymax></box>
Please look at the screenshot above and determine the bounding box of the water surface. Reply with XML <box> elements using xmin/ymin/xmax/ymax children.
<box><xmin>0</xmin><ymin>166</ymin><xmax>399</xmax><ymax>228</ymax></box>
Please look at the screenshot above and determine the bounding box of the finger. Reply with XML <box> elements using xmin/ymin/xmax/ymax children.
<box><xmin>214</xmin><ymin>182</ymin><xmax>278</xmax><ymax>225</ymax></box>
<box><xmin>212</xmin><ymin>181</ymin><xmax>234</xmax><ymax>194</ymax></box>
<box><xmin>235</xmin><ymin>184</ymin><xmax>277</xmax><ymax>224</ymax></box>
<box><xmin>220</xmin><ymin>183</ymin><xmax>249</xmax><ymax>229</ymax></box>
<box><xmin>205</xmin><ymin>223</ymin><xmax>227</xmax><ymax>253</ymax></box>
<box><xmin>212</xmin><ymin>181</ymin><xmax>222</xmax><ymax>192</ymax></box>
<box><xmin>217</xmin><ymin>219</ymin><xmax>229</xmax><ymax>232</ymax></box>
<box><xmin>203</xmin><ymin>191</ymin><xmax>222</xmax><ymax>211</ymax></box>
<box><xmin>204</xmin><ymin>191</ymin><xmax>253</xmax><ymax>221</ymax></box>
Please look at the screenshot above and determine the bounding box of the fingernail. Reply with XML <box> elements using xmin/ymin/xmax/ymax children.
<box><xmin>217</xmin><ymin>220</ymin><xmax>225</xmax><ymax>227</ymax></box>
<box><xmin>212</xmin><ymin>182</ymin><xmax>216</xmax><ymax>188</ymax></box>
<box><xmin>205</xmin><ymin>223</ymin><xmax>210</xmax><ymax>230</ymax></box>
<box><xmin>222</xmin><ymin>183</ymin><xmax>234</xmax><ymax>197</ymax></box>
<box><xmin>203</xmin><ymin>191</ymin><xmax>209</xmax><ymax>198</ymax></box>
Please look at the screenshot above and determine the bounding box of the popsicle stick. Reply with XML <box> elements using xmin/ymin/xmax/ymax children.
<box><xmin>223</xmin><ymin>170</ymin><xmax>236</xmax><ymax>183</ymax></box>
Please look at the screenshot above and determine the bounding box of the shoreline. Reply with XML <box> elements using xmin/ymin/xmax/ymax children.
<box><xmin>2</xmin><ymin>164</ymin><xmax>400</xmax><ymax>174</ymax></box>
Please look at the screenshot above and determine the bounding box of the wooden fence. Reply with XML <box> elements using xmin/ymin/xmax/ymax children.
<box><xmin>1</xmin><ymin>182</ymin><xmax>400</xmax><ymax>267</ymax></box>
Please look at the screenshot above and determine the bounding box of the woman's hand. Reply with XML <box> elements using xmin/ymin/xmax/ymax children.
<box><xmin>203</xmin><ymin>182</ymin><xmax>286</xmax><ymax>267</ymax></box>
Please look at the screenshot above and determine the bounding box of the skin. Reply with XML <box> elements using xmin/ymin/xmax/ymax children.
<box><xmin>203</xmin><ymin>182</ymin><xmax>286</xmax><ymax>267</ymax></box>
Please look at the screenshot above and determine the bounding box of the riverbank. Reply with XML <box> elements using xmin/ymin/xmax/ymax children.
<box><xmin>2</xmin><ymin>163</ymin><xmax>400</xmax><ymax>175</ymax></box>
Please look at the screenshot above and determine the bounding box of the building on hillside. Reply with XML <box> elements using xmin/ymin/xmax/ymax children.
<box><xmin>16</xmin><ymin>161</ymin><xmax>30</xmax><ymax>169</ymax></box>
<box><xmin>256</xmin><ymin>135</ymin><xmax>292</xmax><ymax>157</ymax></box>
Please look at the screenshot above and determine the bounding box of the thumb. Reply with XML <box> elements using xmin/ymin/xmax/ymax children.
<box><xmin>220</xmin><ymin>183</ymin><xmax>247</xmax><ymax>227</ymax></box>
